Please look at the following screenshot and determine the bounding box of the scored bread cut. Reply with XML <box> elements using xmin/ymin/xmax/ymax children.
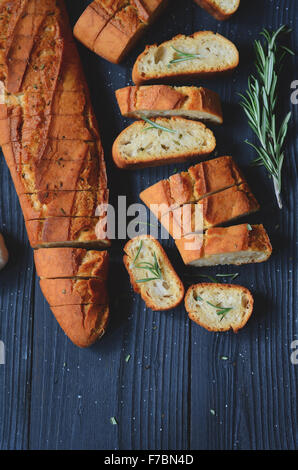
<box><xmin>34</xmin><ymin>248</ymin><xmax>109</xmax><ymax>280</ymax></box>
<box><xmin>175</xmin><ymin>224</ymin><xmax>272</xmax><ymax>266</ymax></box>
<box><xmin>73</xmin><ymin>0</ymin><xmax>168</xmax><ymax>64</ymax></box>
<box><xmin>132</xmin><ymin>31</ymin><xmax>239</xmax><ymax>85</ymax></box>
<box><xmin>193</xmin><ymin>0</ymin><xmax>240</xmax><ymax>21</ymax></box>
<box><xmin>123</xmin><ymin>235</ymin><xmax>184</xmax><ymax>311</ymax></box>
<box><xmin>39</xmin><ymin>278</ymin><xmax>108</xmax><ymax>307</ymax></box>
<box><xmin>112</xmin><ymin>117</ymin><xmax>216</xmax><ymax>169</ymax></box>
<box><xmin>140</xmin><ymin>156</ymin><xmax>245</xmax><ymax>219</ymax></box>
<box><xmin>185</xmin><ymin>282</ymin><xmax>253</xmax><ymax>333</ymax></box>
<box><xmin>51</xmin><ymin>304</ymin><xmax>109</xmax><ymax>348</ymax></box>
<box><xmin>116</xmin><ymin>85</ymin><xmax>223</xmax><ymax>124</ymax></box>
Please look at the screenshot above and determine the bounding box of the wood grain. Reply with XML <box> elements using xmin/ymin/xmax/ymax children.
<box><xmin>0</xmin><ymin>0</ymin><xmax>296</xmax><ymax>450</ymax></box>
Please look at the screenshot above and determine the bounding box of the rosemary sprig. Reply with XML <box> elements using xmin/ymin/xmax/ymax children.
<box><xmin>195</xmin><ymin>295</ymin><xmax>233</xmax><ymax>321</ymax></box>
<box><xmin>133</xmin><ymin>241</ymin><xmax>163</xmax><ymax>283</ymax></box>
<box><xmin>168</xmin><ymin>46</ymin><xmax>202</xmax><ymax>65</ymax></box>
<box><xmin>141</xmin><ymin>115</ymin><xmax>176</xmax><ymax>134</ymax></box>
<box><xmin>239</xmin><ymin>25</ymin><xmax>294</xmax><ymax>209</ymax></box>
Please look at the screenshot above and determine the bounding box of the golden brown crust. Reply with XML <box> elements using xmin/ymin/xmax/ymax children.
<box><xmin>185</xmin><ymin>282</ymin><xmax>253</xmax><ymax>333</ymax></box>
<box><xmin>34</xmin><ymin>248</ymin><xmax>109</xmax><ymax>280</ymax></box>
<box><xmin>25</xmin><ymin>217</ymin><xmax>110</xmax><ymax>249</ymax></box>
<box><xmin>40</xmin><ymin>278</ymin><xmax>108</xmax><ymax>307</ymax></box>
<box><xmin>123</xmin><ymin>235</ymin><xmax>184</xmax><ymax>311</ymax></box>
<box><xmin>201</xmin><ymin>183</ymin><xmax>259</xmax><ymax>228</ymax></box>
<box><xmin>74</xmin><ymin>0</ymin><xmax>168</xmax><ymax>64</ymax></box>
<box><xmin>51</xmin><ymin>304</ymin><xmax>109</xmax><ymax>348</ymax></box>
<box><xmin>19</xmin><ymin>189</ymin><xmax>108</xmax><ymax>220</ymax></box>
<box><xmin>140</xmin><ymin>156</ymin><xmax>246</xmax><ymax>218</ymax></box>
<box><xmin>115</xmin><ymin>85</ymin><xmax>223</xmax><ymax>123</ymax></box>
<box><xmin>193</xmin><ymin>0</ymin><xmax>240</xmax><ymax>21</ymax></box>
<box><xmin>175</xmin><ymin>224</ymin><xmax>272</xmax><ymax>265</ymax></box>
<box><xmin>1</xmin><ymin>0</ymin><xmax>110</xmax><ymax>349</ymax></box>
<box><xmin>132</xmin><ymin>31</ymin><xmax>239</xmax><ymax>85</ymax></box>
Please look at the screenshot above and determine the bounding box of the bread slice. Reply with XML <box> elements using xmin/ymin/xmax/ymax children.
<box><xmin>112</xmin><ymin>117</ymin><xmax>216</xmax><ymax>169</ymax></box>
<box><xmin>132</xmin><ymin>31</ymin><xmax>239</xmax><ymax>85</ymax></box>
<box><xmin>140</xmin><ymin>156</ymin><xmax>245</xmax><ymax>219</ymax></box>
<box><xmin>175</xmin><ymin>224</ymin><xmax>272</xmax><ymax>266</ymax></box>
<box><xmin>194</xmin><ymin>0</ymin><xmax>240</xmax><ymax>21</ymax></box>
<box><xmin>160</xmin><ymin>183</ymin><xmax>258</xmax><ymax>238</ymax></box>
<box><xmin>34</xmin><ymin>248</ymin><xmax>109</xmax><ymax>280</ymax></box>
<box><xmin>185</xmin><ymin>282</ymin><xmax>253</xmax><ymax>333</ymax></box>
<box><xmin>51</xmin><ymin>304</ymin><xmax>109</xmax><ymax>348</ymax></box>
<box><xmin>123</xmin><ymin>235</ymin><xmax>184</xmax><ymax>310</ymax></box>
<box><xmin>25</xmin><ymin>217</ymin><xmax>110</xmax><ymax>249</ymax></box>
<box><xmin>116</xmin><ymin>85</ymin><xmax>223</xmax><ymax>124</ymax></box>
<box><xmin>74</xmin><ymin>0</ymin><xmax>168</xmax><ymax>64</ymax></box>
<box><xmin>19</xmin><ymin>189</ymin><xmax>109</xmax><ymax>220</ymax></box>
<box><xmin>39</xmin><ymin>278</ymin><xmax>108</xmax><ymax>307</ymax></box>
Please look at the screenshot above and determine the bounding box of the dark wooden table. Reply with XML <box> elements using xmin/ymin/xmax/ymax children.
<box><xmin>0</xmin><ymin>0</ymin><xmax>297</xmax><ymax>450</ymax></box>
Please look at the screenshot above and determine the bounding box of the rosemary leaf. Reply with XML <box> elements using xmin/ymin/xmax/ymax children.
<box><xmin>141</xmin><ymin>115</ymin><xmax>176</xmax><ymax>134</ymax></box>
<box><xmin>133</xmin><ymin>241</ymin><xmax>163</xmax><ymax>284</ymax></box>
<box><xmin>239</xmin><ymin>25</ymin><xmax>293</xmax><ymax>209</ymax></box>
<box><xmin>168</xmin><ymin>46</ymin><xmax>202</xmax><ymax>65</ymax></box>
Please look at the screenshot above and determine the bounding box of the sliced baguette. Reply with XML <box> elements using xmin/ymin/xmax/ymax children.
<box><xmin>132</xmin><ymin>31</ymin><xmax>239</xmax><ymax>85</ymax></box>
<box><xmin>194</xmin><ymin>0</ymin><xmax>240</xmax><ymax>21</ymax></box>
<box><xmin>123</xmin><ymin>235</ymin><xmax>184</xmax><ymax>311</ymax></box>
<box><xmin>175</xmin><ymin>224</ymin><xmax>272</xmax><ymax>266</ymax></box>
<box><xmin>140</xmin><ymin>156</ymin><xmax>245</xmax><ymax>219</ymax></box>
<box><xmin>34</xmin><ymin>248</ymin><xmax>109</xmax><ymax>280</ymax></box>
<box><xmin>185</xmin><ymin>282</ymin><xmax>253</xmax><ymax>333</ymax></box>
<box><xmin>74</xmin><ymin>0</ymin><xmax>168</xmax><ymax>64</ymax></box>
<box><xmin>51</xmin><ymin>304</ymin><xmax>109</xmax><ymax>348</ymax></box>
<box><xmin>112</xmin><ymin>117</ymin><xmax>216</xmax><ymax>169</ymax></box>
<box><xmin>116</xmin><ymin>85</ymin><xmax>223</xmax><ymax>124</ymax></box>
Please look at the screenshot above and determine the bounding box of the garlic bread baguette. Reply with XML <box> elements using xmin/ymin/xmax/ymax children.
<box><xmin>185</xmin><ymin>282</ymin><xmax>253</xmax><ymax>333</ymax></box>
<box><xmin>112</xmin><ymin>117</ymin><xmax>216</xmax><ymax>169</ymax></box>
<box><xmin>116</xmin><ymin>85</ymin><xmax>223</xmax><ymax>124</ymax></box>
<box><xmin>194</xmin><ymin>0</ymin><xmax>240</xmax><ymax>21</ymax></box>
<box><xmin>140</xmin><ymin>156</ymin><xmax>245</xmax><ymax>218</ymax></box>
<box><xmin>132</xmin><ymin>31</ymin><xmax>239</xmax><ymax>85</ymax></box>
<box><xmin>175</xmin><ymin>224</ymin><xmax>272</xmax><ymax>266</ymax></box>
<box><xmin>123</xmin><ymin>236</ymin><xmax>184</xmax><ymax>311</ymax></box>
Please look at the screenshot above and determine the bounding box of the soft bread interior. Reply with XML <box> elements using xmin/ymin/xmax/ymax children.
<box><xmin>136</xmin><ymin>32</ymin><xmax>238</xmax><ymax>75</ymax></box>
<box><xmin>126</xmin><ymin>237</ymin><xmax>183</xmax><ymax>309</ymax></box>
<box><xmin>210</xmin><ymin>0</ymin><xmax>239</xmax><ymax>14</ymax></box>
<box><xmin>130</xmin><ymin>108</ymin><xmax>223</xmax><ymax>124</ymax></box>
<box><xmin>116</xmin><ymin>118</ymin><xmax>215</xmax><ymax>161</ymax></box>
<box><xmin>188</xmin><ymin>249</ymin><xmax>270</xmax><ymax>267</ymax></box>
<box><xmin>186</xmin><ymin>283</ymin><xmax>253</xmax><ymax>332</ymax></box>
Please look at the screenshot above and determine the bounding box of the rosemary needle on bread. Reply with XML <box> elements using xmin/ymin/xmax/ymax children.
<box><xmin>239</xmin><ymin>25</ymin><xmax>294</xmax><ymax>209</ymax></box>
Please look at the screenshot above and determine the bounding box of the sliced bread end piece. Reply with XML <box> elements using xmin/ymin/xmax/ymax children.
<box><xmin>132</xmin><ymin>31</ymin><xmax>239</xmax><ymax>85</ymax></box>
<box><xmin>194</xmin><ymin>0</ymin><xmax>240</xmax><ymax>21</ymax></box>
<box><xmin>185</xmin><ymin>282</ymin><xmax>253</xmax><ymax>332</ymax></box>
<box><xmin>176</xmin><ymin>224</ymin><xmax>272</xmax><ymax>266</ymax></box>
<box><xmin>112</xmin><ymin>117</ymin><xmax>216</xmax><ymax>169</ymax></box>
<box><xmin>123</xmin><ymin>235</ymin><xmax>184</xmax><ymax>311</ymax></box>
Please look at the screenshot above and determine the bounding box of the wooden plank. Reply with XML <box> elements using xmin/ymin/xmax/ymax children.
<box><xmin>190</xmin><ymin>0</ymin><xmax>298</xmax><ymax>450</ymax></box>
<box><xmin>0</xmin><ymin>156</ymin><xmax>35</xmax><ymax>450</ymax></box>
